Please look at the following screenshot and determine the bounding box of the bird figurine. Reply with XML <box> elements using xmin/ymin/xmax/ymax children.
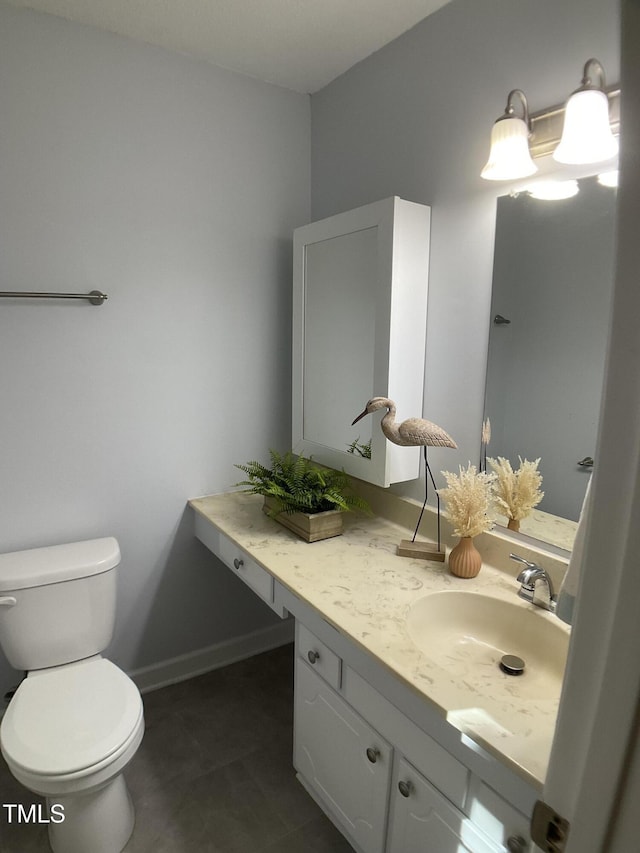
<box><xmin>351</xmin><ymin>397</ymin><xmax>457</xmax><ymax>560</ymax></box>
<box><xmin>351</xmin><ymin>397</ymin><xmax>457</xmax><ymax>449</ymax></box>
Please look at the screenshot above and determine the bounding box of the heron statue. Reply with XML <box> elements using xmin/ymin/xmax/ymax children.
<box><xmin>352</xmin><ymin>396</ymin><xmax>457</xmax><ymax>559</ymax></box>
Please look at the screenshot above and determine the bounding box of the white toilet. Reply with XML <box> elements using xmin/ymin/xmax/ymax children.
<box><xmin>0</xmin><ymin>538</ymin><xmax>144</xmax><ymax>853</ymax></box>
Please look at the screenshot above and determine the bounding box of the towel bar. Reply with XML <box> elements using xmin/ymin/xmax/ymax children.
<box><xmin>0</xmin><ymin>290</ymin><xmax>107</xmax><ymax>305</ymax></box>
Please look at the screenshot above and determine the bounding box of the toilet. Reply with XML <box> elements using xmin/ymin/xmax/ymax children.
<box><xmin>0</xmin><ymin>538</ymin><xmax>144</xmax><ymax>853</ymax></box>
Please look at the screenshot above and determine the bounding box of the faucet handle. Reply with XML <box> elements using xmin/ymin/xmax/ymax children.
<box><xmin>510</xmin><ymin>553</ymin><xmax>542</xmax><ymax>588</ymax></box>
<box><xmin>510</xmin><ymin>553</ymin><xmax>558</xmax><ymax>612</ymax></box>
<box><xmin>509</xmin><ymin>553</ymin><xmax>538</xmax><ymax>569</ymax></box>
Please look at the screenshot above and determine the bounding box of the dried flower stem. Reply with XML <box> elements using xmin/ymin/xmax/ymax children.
<box><xmin>489</xmin><ymin>456</ymin><xmax>544</xmax><ymax>522</ymax></box>
<box><xmin>438</xmin><ymin>463</ymin><xmax>496</xmax><ymax>539</ymax></box>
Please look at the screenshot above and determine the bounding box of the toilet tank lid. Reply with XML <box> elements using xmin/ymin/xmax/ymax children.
<box><xmin>0</xmin><ymin>538</ymin><xmax>121</xmax><ymax>592</ymax></box>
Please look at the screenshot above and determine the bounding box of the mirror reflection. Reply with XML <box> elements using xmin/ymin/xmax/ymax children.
<box><xmin>484</xmin><ymin>175</ymin><xmax>617</xmax><ymax>550</ymax></box>
<box><xmin>303</xmin><ymin>229</ymin><xmax>375</xmax><ymax>453</ymax></box>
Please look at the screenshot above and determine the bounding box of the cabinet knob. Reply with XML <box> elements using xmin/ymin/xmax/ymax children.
<box><xmin>307</xmin><ymin>650</ymin><xmax>320</xmax><ymax>665</ymax></box>
<box><xmin>398</xmin><ymin>780</ymin><xmax>413</xmax><ymax>798</ymax></box>
<box><xmin>366</xmin><ymin>747</ymin><xmax>380</xmax><ymax>764</ymax></box>
<box><xmin>233</xmin><ymin>558</ymin><xmax>244</xmax><ymax>570</ymax></box>
<box><xmin>506</xmin><ymin>836</ymin><xmax>528</xmax><ymax>852</ymax></box>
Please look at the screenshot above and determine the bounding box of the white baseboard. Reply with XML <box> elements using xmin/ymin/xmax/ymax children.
<box><xmin>129</xmin><ymin>618</ymin><xmax>294</xmax><ymax>694</ymax></box>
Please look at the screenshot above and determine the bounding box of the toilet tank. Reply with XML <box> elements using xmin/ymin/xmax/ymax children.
<box><xmin>0</xmin><ymin>538</ymin><xmax>121</xmax><ymax>671</ymax></box>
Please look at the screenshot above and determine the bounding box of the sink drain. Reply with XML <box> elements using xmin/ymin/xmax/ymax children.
<box><xmin>500</xmin><ymin>654</ymin><xmax>525</xmax><ymax>676</ymax></box>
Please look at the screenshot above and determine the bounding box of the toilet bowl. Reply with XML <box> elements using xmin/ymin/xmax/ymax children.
<box><xmin>2</xmin><ymin>658</ymin><xmax>144</xmax><ymax>853</ymax></box>
<box><xmin>0</xmin><ymin>539</ymin><xmax>145</xmax><ymax>853</ymax></box>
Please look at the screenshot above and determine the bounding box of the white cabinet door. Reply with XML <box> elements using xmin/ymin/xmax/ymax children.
<box><xmin>292</xmin><ymin>196</ymin><xmax>430</xmax><ymax>487</ymax></box>
<box><xmin>387</xmin><ymin>758</ymin><xmax>501</xmax><ymax>853</ymax></box>
<box><xmin>294</xmin><ymin>659</ymin><xmax>392</xmax><ymax>853</ymax></box>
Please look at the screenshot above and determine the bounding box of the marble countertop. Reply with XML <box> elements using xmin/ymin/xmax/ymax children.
<box><xmin>505</xmin><ymin>507</ymin><xmax>578</xmax><ymax>553</ymax></box>
<box><xmin>189</xmin><ymin>491</ymin><xmax>570</xmax><ymax>791</ymax></box>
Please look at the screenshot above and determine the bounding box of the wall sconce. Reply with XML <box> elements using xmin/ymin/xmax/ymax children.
<box><xmin>554</xmin><ymin>59</ymin><xmax>619</xmax><ymax>164</ymax></box>
<box><xmin>480</xmin><ymin>90</ymin><xmax>537</xmax><ymax>181</ymax></box>
<box><xmin>481</xmin><ymin>58</ymin><xmax>619</xmax><ymax>181</ymax></box>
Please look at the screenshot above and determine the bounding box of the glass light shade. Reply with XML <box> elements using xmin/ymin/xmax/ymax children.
<box><xmin>554</xmin><ymin>89</ymin><xmax>619</xmax><ymax>165</ymax></box>
<box><xmin>598</xmin><ymin>170</ymin><xmax>619</xmax><ymax>188</ymax></box>
<box><xmin>525</xmin><ymin>180</ymin><xmax>579</xmax><ymax>200</ymax></box>
<box><xmin>481</xmin><ymin>116</ymin><xmax>537</xmax><ymax>181</ymax></box>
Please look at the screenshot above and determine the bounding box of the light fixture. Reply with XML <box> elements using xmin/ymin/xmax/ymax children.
<box><xmin>554</xmin><ymin>58</ymin><xmax>619</xmax><ymax>165</ymax></box>
<box><xmin>481</xmin><ymin>62</ymin><xmax>620</xmax><ymax>180</ymax></box>
<box><xmin>597</xmin><ymin>170</ymin><xmax>619</xmax><ymax>188</ymax></box>
<box><xmin>525</xmin><ymin>180</ymin><xmax>579</xmax><ymax>200</ymax></box>
<box><xmin>481</xmin><ymin>89</ymin><xmax>537</xmax><ymax>181</ymax></box>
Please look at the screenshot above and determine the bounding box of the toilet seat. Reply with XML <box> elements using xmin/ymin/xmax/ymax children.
<box><xmin>4</xmin><ymin>712</ymin><xmax>145</xmax><ymax>799</ymax></box>
<box><xmin>0</xmin><ymin>657</ymin><xmax>143</xmax><ymax>778</ymax></box>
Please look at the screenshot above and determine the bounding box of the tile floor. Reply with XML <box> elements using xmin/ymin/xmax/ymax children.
<box><xmin>0</xmin><ymin>644</ymin><xmax>354</xmax><ymax>852</ymax></box>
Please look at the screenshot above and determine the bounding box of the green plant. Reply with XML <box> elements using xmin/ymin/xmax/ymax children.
<box><xmin>235</xmin><ymin>450</ymin><xmax>370</xmax><ymax>516</ymax></box>
<box><xmin>346</xmin><ymin>436</ymin><xmax>372</xmax><ymax>459</ymax></box>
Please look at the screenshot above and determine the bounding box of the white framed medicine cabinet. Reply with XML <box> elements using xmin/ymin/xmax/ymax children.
<box><xmin>292</xmin><ymin>196</ymin><xmax>431</xmax><ymax>487</ymax></box>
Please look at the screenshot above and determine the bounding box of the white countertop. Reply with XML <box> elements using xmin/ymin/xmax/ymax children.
<box><xmin>190</xmin><ymin>491</ymin><xmax>570</xmax><ymax>791</ymax></box>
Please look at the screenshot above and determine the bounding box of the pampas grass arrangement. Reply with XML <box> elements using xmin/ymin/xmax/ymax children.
<box><xmin>489</xmin><ymin>456</ymin><xmax>544</xmax><ymax>530</ymax></box>
<box><xmin>439</xmin><ymin>463</ymin><xmax>496</xmax><ymax>539</ymax></box>
<box><xmin>439</xmin><ymin>463</ymin><xmax>496</xmax><ymax>578</ymax></box>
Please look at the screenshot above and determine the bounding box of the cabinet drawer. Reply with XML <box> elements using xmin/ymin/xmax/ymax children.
<box><xmin>343</xmin><ymin>666</ymin><xmax>468</xmax><ymax>809</ymax></box>
<box><xmin>296</xmin><ymin>623</ymin><xmax>342</xmax><ymax>691</ymax></box>
<box><xmin>466</xmin><ymin>781</ymin><xmax>531</xmax><ymax>850</ymax></box>
<box><xmin>218</xmin><ymin>533</ymin><xmax>274</xmax><ymax>605</ymax></box>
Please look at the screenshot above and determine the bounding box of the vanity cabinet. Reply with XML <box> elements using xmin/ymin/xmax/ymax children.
<box><xmin>294</xmin><ymin>624</ymin><xmax>532</xmax><ymax>853</ymax></box>
<box><xmin>190</xmin><ymin>500</ymin><xmax>539</xmax><ymax>853</ymax></box>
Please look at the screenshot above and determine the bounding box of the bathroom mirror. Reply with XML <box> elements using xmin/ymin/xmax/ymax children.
<box><xmin>292</xmin><ymin>197</ymin><xmax>431</xmax><ymax>487</ymax></box>
<box><xmin>484</xmin><ymin>175</ymin><xmax>617</xmax><ymax>550</ymax></box>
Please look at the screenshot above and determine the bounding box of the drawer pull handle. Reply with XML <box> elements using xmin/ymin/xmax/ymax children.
<box><xmin>398</xmin><ymin>780</ymin><xmax>413</xmax><ymax>798</ymax></box>
<box><xmin>366</xmin><ymin>747</ymin><xmax>380</xmax><ymax>764</ymax></box>
<box><xmin>233</xmin><ymin>558</ymin><xmax>244</xmax><ymax>570</ymax></box>
<box><xmin>307</xmin><ymin>650</ymin><xmax>320</xmax><ymax>665</ymax></box>
<box><xmin>506</xmin><ymin>836</ymin><xmax>528</xmax><ymax>852</ymax></box>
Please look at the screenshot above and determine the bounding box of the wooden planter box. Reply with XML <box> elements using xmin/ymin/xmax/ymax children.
<box><xmin>263</xmin><ymin>497</ymin><xmax>343</xmax><ymax>543</ymax></box>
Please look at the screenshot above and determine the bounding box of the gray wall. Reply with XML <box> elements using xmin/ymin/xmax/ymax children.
<box><xmin>0</xmin><ymin>4</ymin><xmax>309</xmax><ymax>696</ymax></box>
<box><xmin>311</xmin><ymin>0</ymin><xmax>620</xmax><ymax>503</ymax></box>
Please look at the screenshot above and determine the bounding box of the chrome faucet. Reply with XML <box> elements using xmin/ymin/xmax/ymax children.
<box><xmin>510</xmin><ymin>554</ymin><xmax>558</xmax><ymax>613</ymax></box>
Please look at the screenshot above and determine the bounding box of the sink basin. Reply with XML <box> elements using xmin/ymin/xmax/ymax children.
<box><xmin>406</xmin><ymin>591</ymin><xmax>569</xmax><ymax>700</ymax></box>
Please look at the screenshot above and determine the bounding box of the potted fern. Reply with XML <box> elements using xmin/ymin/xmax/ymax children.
<box><xmin>235</xmin><ymin>450</ymin><xmax>369</xmax><ymax>542</ymax></box>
